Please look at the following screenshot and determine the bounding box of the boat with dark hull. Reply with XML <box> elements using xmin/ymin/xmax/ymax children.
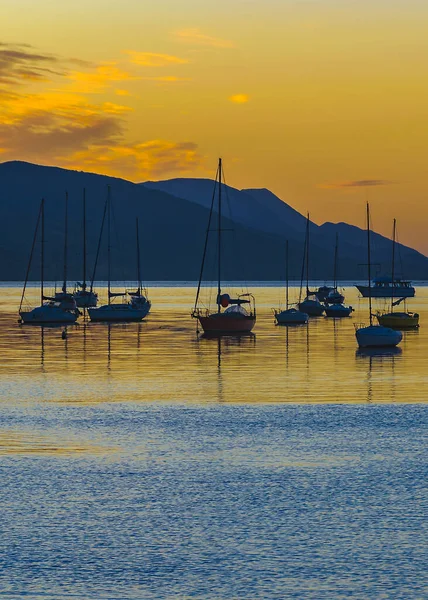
<box><xmin>192</xmin><ymin>158</ymin><xmax>256</xmax><ymax>335</ymax></box>
<box><xmin>74</xmin><ymin>189</ymin><xmax>98</xmax><ymax>309</ymax></box>
<box><xmin>298</xmin><ymin>214</ymin><xmax>324</xmax><ymax>317</ymax></box>
<box><xmin>375</xmin><ymin>219</ymin><xmax>419</xmax><ymax>329</ymax></box>
<box><xmin>356</xmin><ymin>278</ymin><xmax>415</xmax><ymax>298</ymax></box>
<box><xmin>19</xmin><ymin>196</ymin><xmax>80</xmax><ymax>325</ymax></box>
<box><xmin>355</xmin><ymin>204</ymin><xmax>402</xmax><ymax>349</ymax></box>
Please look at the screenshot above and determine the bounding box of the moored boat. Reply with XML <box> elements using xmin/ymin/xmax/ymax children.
<box><xmin>325</xmin><ymin>303</ymin><xmax>353</xmax><ymax>318</ymax></box>
<box><xmin>192</xmin><ymin>158</ymin><xmax>256</xmax><ymax>335</ymax></box>
<box><xmin>355</xmin><ymin>204</ymin><xmax>402</xmax><ymax>349</ymax></box>
<box><xmin>375</xmin><ymin>219</ymin><xmax>419</xmax><ymax>329</ymax></box>
<box><xmin>274</xmin><ymin>240</ymin><xmax>308</xmax><ymax>325</ymax></box>
<box><xmin>356</xmin><ymin>277</ymin><xmax>415</xmax><ymax>298</ymax></box>
<box><xmin>297</xmin><ymin>213</ymin><xmax>325</xmax><ymax>316</ymax></box>
<box><xmin>74</xmin><ymin>189</ymin><xmax>98</xmax><ymax>309</ymax></box>
<box><xmin>19</xmin><ymin>196</ymin><xmax>79</xmax><ymax>325</ymax></box>
<box><xmin>89</xmin><ymin>192</ymin><xmax>151</xmax><ymax>323</ymax></box>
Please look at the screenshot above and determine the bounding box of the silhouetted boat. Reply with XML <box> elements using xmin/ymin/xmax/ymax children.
<box><xmin>274</xmin><ymin>241</ymin><xmax>308</xmax><ymax>324</ymax></box>
<box><xmin>74</xmin><ymin>188</ymin><xmax>98</xmax><ymax>308</ymax></box>
<box><xmin>298</xmin><ymin>214</ymin><xmax>324</xmax><ymax>316</ymax></box>
<box><xmin>88</xmin><ymin>189</ymin><xmax>151</xmax><ymax>322</ymax></box>
<box><xmin>356</xmin><ymin>278</ymin><xmax>415</xmax><ymax>298</ymax></box>
<box><xmin>376</xmin><ymin>219</ymin><xmax>419</xmax><ymax>329</ymax></box>
<box><xmin>192</xmin><ymin>158</ymin><xmax>256</xmax><ymax>334</ymax></box>
<box><xmin>19</xmin><ymin>197</ymin><xmax>79</xmax><ymax>324</ymax></box>
<box><xmin>355</xmin><ymin>204</ymin><xmax>402</xmax><ymax>348</ymax></box>
<box><xmin>324</xmin><ymin>233</ymin><xmax>353</xmax><ymax>317</ymax></box>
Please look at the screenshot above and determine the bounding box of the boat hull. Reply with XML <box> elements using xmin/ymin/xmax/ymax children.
<box><xmin>298</xmin><ymin>300</ymin><xmax>324</xmax><ymax>316</ymax></box>
<box><xmin>20</xmin><ymin>306</ymin><xmax>78</xmax><ymax>324</ymax></box>
<box><xmin>88</xmin><ymin>302</ymin><xmax>150</xmax><ymax>322</ymax></box>
<box><xmin>197</xmin><ymin>314</ymin><xmax>255</xmax><ymax>334</ymax></box>
<box><xmin>355</xmin><ymin>325</ymin><xmax>402</xmax><ymax>348</ymax></box>
<box><xmin>275</xmin><ymin>308</ymin><xmax>308</xmax><ymax>324</ymax></box>
<box><xmin>325</xmin><ymin>305</ymin><xmax>353</xmax><ymax>318</ymax></box>
<box><xmin>356</xmin><ymin>285</ymin><xmax>415</xmax><ymax>298</ymax></box>
<box><xmin>376</xmin><ymin>312</ymin><xmax>419</xmax><ymax>329</ymax></box>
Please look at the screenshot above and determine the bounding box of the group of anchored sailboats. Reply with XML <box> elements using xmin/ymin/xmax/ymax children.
<box><xmin>18</xmin><ymin>159</ymin><xmax>419</xmax><ymax>350</ymax></box>
<box><xmin>19</xmin><ymin>187</ymin><xmax>150</xmax><ymax>325</ymax></box>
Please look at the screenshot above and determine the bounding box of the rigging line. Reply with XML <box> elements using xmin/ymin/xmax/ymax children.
<box><xmin>110</xmin><ymin>192</ymin><xmax>127</xmax><ymax>289</ymax></box>
<box><xmin>19</xmin><ymin>198</ymin><xmax>43</xmax><ymax>312</ymax></box>
<box><xmin>63</xmin><ymin>191</ymin><xmax>68</xmax><ymax>293</ymax></box>
<box><xmin>299</xmin><ymin>220</ymin><xmax>308</xmax><ymax>303</ymax></box>
<box><xmin>221</xmin><ymin>168</ymin><xmax>248</xmax><ymax>295</ymax></box>
<box><xmin>90</xmin><ymin>189</ymin><xmax>108</xmax><ymax>292</ymax></box>
<box><xmin>193</xmin><ymin>165</ymin><xmax>219</xmax><ymax>313</ymax></box>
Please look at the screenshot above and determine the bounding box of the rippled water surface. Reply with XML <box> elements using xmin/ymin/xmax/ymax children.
<box><xmin>0</xmin><ymin>285</ymin><xmax>427</xmax><ymax>599</ymax></box>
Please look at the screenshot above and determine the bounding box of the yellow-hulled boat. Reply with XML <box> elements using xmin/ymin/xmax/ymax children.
<box><xmin>376</xmin><ymin>311</ymin><xmax>419</xmax><ymax>329</ymax></box>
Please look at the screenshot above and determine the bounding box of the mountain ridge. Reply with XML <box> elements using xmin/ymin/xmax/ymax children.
<box><xmin>0</xmin><ymin>160</ymin><xmax>426</xmax><ymax>282</ymax></box>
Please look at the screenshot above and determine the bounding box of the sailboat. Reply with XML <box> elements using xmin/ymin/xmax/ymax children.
<box><xmin>274</xmin><ymin>241</ymin><xmax>308</xmax><ymax>324</ymax></box>
<box><xmin>298</xmin><ymin>213</ymin><xmax>324</xmax><ymax>316</ymax></box>
<box><xmin>19</xmin><ymin>197</ymin><xmax>79</xmax><ymax>324</ymax></box>
<box><xmin>192</xmin><ymin>158</ymin><xmax>256</xmax><ymax>335</ymax></box>
<box><xmin>376</xmin><ymin>219</ymin><xmax>419</xmax><ymax>329</ymax></box>
<box><xmin>74</xmin><ymin>188</ymin><xmax>98</xmax><ymax>308</ymax></box>
<box><xmin>88</xmin><ymin>188</ymin><xmax>151</xmax><ymax>322</ymax></box>
<box><xmin>355</xmin><ymin>204</ymin><xmax>402</xmax><ymax>348</ymax></box>
<box><xmin>324</xmin><ymin>233</ymin><xmax>353</xmax><ymax>318</ymax></box>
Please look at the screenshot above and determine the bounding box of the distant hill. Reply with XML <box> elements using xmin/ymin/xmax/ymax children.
<box><xmin>0</xmin><ymin>160</ymin><xmax>426</xmax><ymax>282</ymax></box>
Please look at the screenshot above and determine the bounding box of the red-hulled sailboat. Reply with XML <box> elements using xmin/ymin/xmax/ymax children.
<box><xmin>192</xmin><ymin>158</ymin><xmax>256</xmax><ymax>335</ymax></box>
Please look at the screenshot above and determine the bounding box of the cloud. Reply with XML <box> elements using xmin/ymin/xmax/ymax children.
<box><xmin>141</xmin><ymin>75</ymin><xmax>191</xmax><ymax>83</ymax></box>
<box><xmin>61</xmin><ymin>139</ymin><xmax>204</xmax><ymax>180</ymax></box>
<box><xmin>124</xmin><ymin>51</ymin><xmax>189</xmax><ymax>67</ymax></box>
<box><xmin>67</xmin><ymin>62</ymin><xmax>138</xmax><ymax>93</ymax></box>
<box><xmin>0</xmin><ymin>43</ymin><xmax>60</xmax><ymax>86</ymax></box>
<box><xmin>174</xmin><ymin>28</ymin><xmax>235</xmax><ymax>48</ymax></box>
<box><xmin>0</xmin><ymin>42</ymin><xmax>203</xmax><ymax>180</ymax></box>
<box><xmin>229</xmin><ymin>94</ymin><xmax>249</xmax><ymax>104</ymax></box>
<box><xmin>318</xmin><ymin>179</ymin><xmax>394</xmax><ymax>189</ymax></box>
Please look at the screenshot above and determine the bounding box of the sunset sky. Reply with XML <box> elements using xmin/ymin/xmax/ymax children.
<box><xmin>1</xmin><ymin>0</ymin><xmax>428</xmax><ymax>252</ymax></box>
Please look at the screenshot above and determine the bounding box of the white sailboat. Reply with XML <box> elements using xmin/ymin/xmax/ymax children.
<box><xmin>74</xmin><ymin>188</ymin><xmax>98</xmax><ymax>308</ymax></box>
<box><xmin>88</xmin><ymin>188</ymin><xmax>151</xmax><ymax>323</ymax></box>
<box><xmin>355</xmin><ymin>204</ymin><xmax>402</xmax><ymax>348</ymax></box>
<box><xmin>19</xmin><ymin>196</ymin><xmax>79</xmax><ymax>324</ymax></box>
<box><xmin>274</xmin><ymin>241</ymin><xmax>308</xmax><ymax>324</ymax></box>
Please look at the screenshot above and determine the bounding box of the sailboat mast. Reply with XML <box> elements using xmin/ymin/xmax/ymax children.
<box><xmin>62</xmin><ymin>191</ymin><xmax>68</xmax><ymax>293</ymax></box>
<box><xmin>286</xmin><ymin>240</ymin><xmax>289</xmax><ymax>310</ymax></box>
<box><xmin>107</xmin><ymin>185</ymin><xmax>111</xmax><ymax>305</ymax></box>
<box><xmin>83</xmin><ymin>188</ymin><xmax>87</xmax><ymax>290</ymax></box>
<box><xmin>391</xmin><ymin>218</ymin><xmax>396</xmax><ymax>313</ymax></box>
<box><xmin>367</xmin><ymin>202</ymin><xmax>373</xmax><ymax>326</ymax></box>
<box><xmin>19</xmin><ymin>198</ymin><xmax>43</xmax><ymax>313</ymax></box>
<box><xmin>217</xmin><ymin>157</ymin><xmax>222</xmax><ymax>313</ymax></box>
<box><xmin>333</xmin><ymin>233</ymin><xmax>338</xmax><ymax>289</ymax></box>
<box><xmin>306</xmin><ymin>213</ymin><xmax>310</xmax><ymax>296</ymax></box>
<box><xmin>41</xmin><ymin>198</ymin><xmax>45</xmax><ymax>306</ymax></box>
<box><xmin>136</xmin><ymin>217</ymin><xmax>141</xmax><ymax>291</ymax></box>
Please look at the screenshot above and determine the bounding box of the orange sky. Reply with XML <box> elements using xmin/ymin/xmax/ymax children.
<box><xmin>1</xmin><ymin>0</ymin><xmax>428</xmax><ymax>253</ymax></box>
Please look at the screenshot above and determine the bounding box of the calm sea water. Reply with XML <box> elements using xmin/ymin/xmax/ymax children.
<box><xmin>0</xmin><ymin>285</ymin><xmax>427</xmax><ymax>599</ymax></box>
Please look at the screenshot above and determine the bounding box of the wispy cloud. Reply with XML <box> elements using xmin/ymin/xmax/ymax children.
<box><xmin>0</xmin><ymin>42</ymin><xmax>203</xmax><ymax>180</ymax></box>
<box><xmin>0</xmin><ymin>42</ymin><xmax>61</xmax><ymax>85</ymax></box>
<box><xmin>229</xmin><ymin>94</ymin><xmax>249</xmax><ymax>104</ymax></box>
<box><xmin>174</xmin><ymin>28</ymin><xmax>235</xmax><ymax>49</ymax></box>
<box><xmin>62</xmin><ymin>140</ymin><xmax>204</xmax><ymax>180</ymax></box>
<box><xmin>124</xmin><ymin>51</ymin><xmax>189</xmax><ymax>67</ymax></box>
<box><xmin>67</xmin><ymin>62</ymin><xmax>138</xmax><ymax>94</ymax></box>
<box><xmin>318</xmin><ymin>179</ymin><xmax>394</xmax><ymax>190</ymax></box>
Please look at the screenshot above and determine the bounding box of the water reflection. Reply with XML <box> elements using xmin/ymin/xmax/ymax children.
<box><xmin>1</xmin><ymin>286</ymin><xmax>427</xmax><ymax>403</ymax></box>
